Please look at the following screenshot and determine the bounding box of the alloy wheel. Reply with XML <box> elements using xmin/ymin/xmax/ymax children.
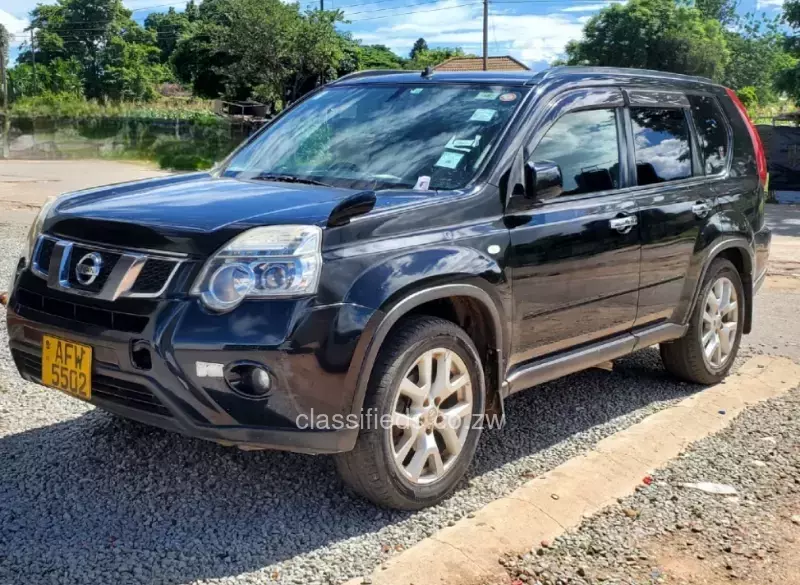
<box><xmin>389</xmin><ymin>348</ymin><xmax>474</xmax><ymax>485</ymax></box>
<box><xmin>701</xmin><ymin>276</ymin><xmax>739</xmax><ymax>370</ymax></box>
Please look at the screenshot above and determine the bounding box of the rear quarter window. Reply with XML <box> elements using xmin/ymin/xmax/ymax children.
<box><xmin>688</xmin><ymin>95</ymin><xmax>729</xmax><ymax>175</ymax></box>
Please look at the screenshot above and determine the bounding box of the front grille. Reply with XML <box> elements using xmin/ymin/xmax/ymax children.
<box><xmin>15</xmin><ymin>288</ymin><xmax>149</xmax><ymax>333</ymax></box>
<box><xmin>93</xmin><ymin>375</ymin><xmax>173</xmax><ymax>417</ymax></box>
<box><xmin>67</xmin><ymin>246</ymin><xmax>121</xmax><ymax>292</ymax></box>
<box><xmin>36</xmin><ymin>238</ymin><xmax>56</xmax><ymax>274</ymax></box>
<box><xmin>11</xmin><ymin>349</ymin><xmax>173</xmax><ymax>418</ymax></box>
<box><xmin>32</xmin><ymin>237</ymin><xmax>181</xmax><ymax>299</ymax></box>
<box><xmin>131</xmin><ymin>259</ymin><xmax>175</xmax><ymax>294</ymax></box>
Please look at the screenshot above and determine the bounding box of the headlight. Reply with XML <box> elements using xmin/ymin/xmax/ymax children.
<box><xmin>24</xmin><ymin>195</ymin><xmax>58</xmax><ymax>267</ymax></box>
<box><xmin>192</xmin><ymin>225</ymin><xmax>322</xmax><ymax>312</ymax></box>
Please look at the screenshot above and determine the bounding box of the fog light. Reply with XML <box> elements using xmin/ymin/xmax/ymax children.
<box><xmin>224</xmin><ymin>362</ymin><xmax>272</xmax><ymax>398</ymax></box>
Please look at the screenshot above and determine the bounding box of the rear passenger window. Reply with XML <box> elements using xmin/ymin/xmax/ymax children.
<box><xmin>531</xmin><ymin>109</ymin><xmax>621</xmax><ymax>196</ymax></box>
<box><xmin>630</xmin><ymin>108</ymin><xmax>692</xmax><ymax>185</ymax></box>
<box><xmin>689</xmin><ymin>96</ymin><xmax>729</xmax><ymax>175</ymax></box>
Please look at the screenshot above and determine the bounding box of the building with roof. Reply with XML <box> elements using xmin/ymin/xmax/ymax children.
<box><xmin>433</xmin><ymin>56</ymin><xmax>530</xmax><ymax>72</ymax></box>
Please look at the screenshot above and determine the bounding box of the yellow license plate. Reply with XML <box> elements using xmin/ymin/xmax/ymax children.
<box><xmin>42</xmin><ymin>335</ymin><xmax>92</xmax><ymax>400</ymax></box>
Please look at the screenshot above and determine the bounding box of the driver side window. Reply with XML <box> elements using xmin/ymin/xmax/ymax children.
<box><xmin>531</xmin><ymin>109</ymin><xmax>621</xmax><ymax>197</ymax></box>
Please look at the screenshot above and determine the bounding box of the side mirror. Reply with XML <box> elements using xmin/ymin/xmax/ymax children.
<box><xmin>524</xmin><ymin>160</ymin><xmax>563</xmax><ymax>201</ymax></box>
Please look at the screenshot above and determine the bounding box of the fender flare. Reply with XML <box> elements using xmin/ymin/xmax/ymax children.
<box><xmin>344</xmin><ymin>283</ymin><xmax>506</xmax><ymax>419</ymax></box>
<box><xmin>686</xmin><ymin>235</ymin><xmax>755</xmax><ymax>333</ymax></box>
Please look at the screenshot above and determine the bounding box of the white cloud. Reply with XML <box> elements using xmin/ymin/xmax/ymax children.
<box><xmin>755</xmin><ymin>0</ymin><xmax>784</xmax><ymax>8</ymax></box>
<box><xmin>123</xmin><ymin>0</ymin><xmax>183</xmax><ymax>8</ymax></box>
<box><xmin>561</xmin><ymin>3</ymin><xmax>614</xmax><ymax>12</ymax></box>
<box><xmin>0</xmin><ymin>9</ymin><xmax>29</xmax><ymax>47</ymax></box>
<box><xmin>350</xmin><ymin>0</ymin><xmax>585</xmax><ymax>66</ymax></box>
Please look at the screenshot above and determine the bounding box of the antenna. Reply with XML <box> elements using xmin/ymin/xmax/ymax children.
<box><xmin>421</xmin><ymin>66</ymin><xmax>434</xmax><ymax>78</ymax></box>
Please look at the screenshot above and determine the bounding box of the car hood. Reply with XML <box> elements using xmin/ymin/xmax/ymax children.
<box><xmin>46</xmin><ymin>173</ymin><xmax>426</xmax><ymax>256</ymax></box>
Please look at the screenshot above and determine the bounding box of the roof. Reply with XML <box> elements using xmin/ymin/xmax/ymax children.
<box><xmin>433</xmin><ymin>56</ymin><xmax>530</xmax><ymax>72</ymax></box>
<box><xmin>333</xmin><ymin>70</ymin><xmax>537</xmax><ymax>86</ymax></box>
<box><xmin>332</xmin><ymin>66</ymin><xmax>718</xmax><ymax>89</ymax></box>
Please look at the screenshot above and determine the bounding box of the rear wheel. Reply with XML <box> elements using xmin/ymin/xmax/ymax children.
<box><xmin>661</xmin><ymin>258</ymin><xmax>744</xmax><ymax>384</ymax></box>
<box><xmin>335</xmin><ymin>316</ymin><xmax>485</xmax><ymax>509</ymax></box>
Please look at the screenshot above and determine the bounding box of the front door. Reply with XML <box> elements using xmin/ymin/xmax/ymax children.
<box><xmin>506</xmin><ymin>88</ymin><xmax>641</xmax><ymax>368</ymax></box>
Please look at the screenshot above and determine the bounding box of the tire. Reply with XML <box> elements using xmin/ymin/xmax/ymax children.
<box><xmin>335</xmin><ymin>315</ymin><xmax>486</xmax><ymax>510</ymax></box>
<box><xmin>660</xmin><ymin>258</ymin><xmax>745</xmax><ymax>384</ymax></box>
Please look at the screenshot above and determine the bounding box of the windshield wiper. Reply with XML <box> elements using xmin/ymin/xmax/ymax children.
<box><xmin>253</xmin><ymin>173</ymin><xmax>332</xmax><ymax>187</ymax></box>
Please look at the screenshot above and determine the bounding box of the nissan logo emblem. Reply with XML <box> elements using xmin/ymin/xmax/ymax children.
<box><xmin>75</xmin><ymin>252</ymin><xmax>103</xmax><ymax>286</ymax></box>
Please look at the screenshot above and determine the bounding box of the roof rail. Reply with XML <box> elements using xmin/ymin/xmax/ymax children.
<box><xmin>332</xmin><ymin>70</ymin><xmax>409</xmax><ymax>83</ymax></box>
<box><xmin>525</xmin><ymin>65</ymin><xmax>716</xmax><ymax>86</ymax></box>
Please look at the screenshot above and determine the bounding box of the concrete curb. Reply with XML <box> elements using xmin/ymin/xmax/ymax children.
<box><xmin>346</xmin><ymin>355</ymin><xmax>800</xmax><ymax>585</ymax></box>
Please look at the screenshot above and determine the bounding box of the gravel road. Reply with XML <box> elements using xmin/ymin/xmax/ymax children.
<box><xmin>502</xmin><ymin>384</ymin><xmax>800</xmax><ymax>585</ymax></box>
<box><xmin>0</xmin><ymin>211</ymin><xmax>795</xmax><ymax>585</ymax></box>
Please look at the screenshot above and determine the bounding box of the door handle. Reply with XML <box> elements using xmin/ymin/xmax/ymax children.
<box><xmin>609</xmin><ymin>215</ymin><xmax>638</xmax><ymax>234</ymax></box>
<box><xmin>692</xmin><ymin>201</ymin><xmax>712</xmax><ymax>218</ymax></box>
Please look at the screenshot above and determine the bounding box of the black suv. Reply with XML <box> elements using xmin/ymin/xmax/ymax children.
<box><xmin>6</xmin><ymin>67</ymin><xmax>771</xmax><ymax>509</ymax></box>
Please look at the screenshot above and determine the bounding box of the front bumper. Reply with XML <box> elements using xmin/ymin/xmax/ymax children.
<box><xmin>7</xmin><ymin>271</ymin><xmax>379</xmax><ymax>454</ymax></box>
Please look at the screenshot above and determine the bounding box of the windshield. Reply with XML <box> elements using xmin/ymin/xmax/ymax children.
<box><xmin>222</xmin><ymin>84</ymin><xmax>528</xmax><ymax>191</ymax></box>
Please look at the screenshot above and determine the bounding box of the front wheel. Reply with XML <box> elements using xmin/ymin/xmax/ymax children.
<box><xmin>335</xmin><ymin>316</ymin><xmax>485</xmax><ymax>510</ymax></box>
<box><xmin>661</xmin><ymin>258</ymin><xmax>745</xmax><ymax>384</ymax></box>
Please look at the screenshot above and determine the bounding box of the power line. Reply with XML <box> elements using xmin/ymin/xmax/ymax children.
<box><xmin>8</xmin><ymin>0</ymin><xmax>611</xmax><ymax>36</ymax></box>
<box><xmin>12</xmin><ymin>0</ymin><xmax>615</xmax><ymax>31</ymax></box>
<box><xmin>349</xmin><ymin>1</ymin><xmax>483</xmax><ymax>21</ymax></box>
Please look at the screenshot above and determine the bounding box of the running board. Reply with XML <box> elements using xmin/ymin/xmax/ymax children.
<box><xmin>505</xmin><ymin>323</ymin><xmax>687</xmax><ymax>394</ymax></box>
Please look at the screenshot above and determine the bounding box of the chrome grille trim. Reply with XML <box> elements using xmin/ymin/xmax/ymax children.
<box><xmin>31</xmin><ymin>235</ymin><xmax>183</xmax><ymax>300</ymax></box>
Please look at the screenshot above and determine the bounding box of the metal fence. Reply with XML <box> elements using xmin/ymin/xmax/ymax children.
<box><xmin>757</xmin><ymin>125</ymin><xmax>800</xmax><ymax>203</ymax></box>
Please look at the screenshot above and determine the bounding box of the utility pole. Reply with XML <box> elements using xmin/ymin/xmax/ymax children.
<box><xmin>0</xmin><ymin>40</ymin><xmax>7</xmax><ymax>111</ymax></box>
<box><xmin>320</xmin><ymin>0</ymin><xmax>324</xmax><ymax>9</ymax></box>
<box><xmin>31</xmin><ymin>29</ymin><xmax>37</xmax><ymax>95</ymax></box>
<box><xmin>482</xmin><ymin>0</ymin><xmax>488</xmax><ymax>71</ymax></box>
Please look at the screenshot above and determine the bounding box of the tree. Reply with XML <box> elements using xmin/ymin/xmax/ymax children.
<box><xmin>410</xmin><ymin>38</ymin><xmax>428</xmax><ymax>60</ymax></box>
<box><xmin>722</xmin><ymin>21</ymin><xmax>793</xmax><ymax>105</ymax></box>
<box><xmin>408</xmin><ymin>47</ymin><xmax>466</xmax><ymax>69</ymax></box>
<box><xmin>779</xmin><ymin>0</ymin><xmax>800</xmax><ymax>104</ymax></box>
<box><xmin>145</xmin><ymin>7</ymin><xmax>193</xmax><ymax>63</ymax></box>
<box><xmin>172</xmin><ymin>0</ymin><xmax>348</xmax><ymax>109</ymax></box>
<box><xmin>17</xmin><ymin>0</ymin><xmax>167</xmax><ymax>101</ymax></box>
<box><xmin>565</xmin><ymin>0</ymin><xmax>730</xmax><ymax>81</ymax></box>
<box><xmin>8</xmin><ymin>58</ymin><xmax>84</xmax><ymax>101</ymax></box>
<box><xmin>359</xmin><ymin>45</ymin><xmax>405</xmax><ymax>69</ymax></box>
<box><xmin>736</xmin><ymin>86</ymin><xmax>758</xmax><ymax>110</ymax></box>
<box><xmin>695</xmin><ymin>0</ymin><xmax>739</xmax><ymax>26</ymax></box>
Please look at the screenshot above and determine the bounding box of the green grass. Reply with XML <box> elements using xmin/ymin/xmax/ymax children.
<box><xmin>7</xmin><ymin>93</ymin><xmax>219</xmax><ymax>124</ymax></box>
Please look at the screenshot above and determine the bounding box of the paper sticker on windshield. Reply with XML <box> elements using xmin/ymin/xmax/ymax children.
<box><xmin>410</xmin><ymin>88</ymin><xmax>424</xmax><ymax>95</ymax></box>
<box><xmin>475</xmin><ymin>91</ymin><xmax>500</xmax><ymax>100</ymax></box>
<box><xmin>470</xmin><ymin>109</ymin><xmax>496</xmax><ymax>122</ymax></box>
<box><xmin>499</xmin><ymin>92</ymin><xmax>518</xmax><ymax>102</ymax></box>
<box><xmin>435</xmin><ymin>151</ymin><xmax>464</xmax><ymax>169</ymax></box>
<box><xmin>445</xmin><ymin>135</ymin><xmax>481</xmax><ymax>153</ymax></box>
<box><xmin>413</xmin><ymin>176</ymin><xmax>431</xmax><ymax>191</ymax></box>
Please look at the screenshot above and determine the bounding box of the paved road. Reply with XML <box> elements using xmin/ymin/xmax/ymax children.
<box><xmin>0</xmin><ymin>160</ymin><xmax>168</xmax><ymax>224</ymax></box>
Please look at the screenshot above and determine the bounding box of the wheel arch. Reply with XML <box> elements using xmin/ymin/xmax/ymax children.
<box><xmin>345</xmin><ymin>282</ymin><xmax>507</xmax><ymax>423</ymax></box>
<box><xmin>686</xmin><ymin>235</ymin><xmax>755</xmax><ymax>334</ymax></box>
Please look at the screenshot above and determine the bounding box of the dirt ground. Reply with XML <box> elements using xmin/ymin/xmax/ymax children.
<box><xmin>589</xmin><ymin>205</ymin><xmax>800</xmax><ymax>585</ymax></box>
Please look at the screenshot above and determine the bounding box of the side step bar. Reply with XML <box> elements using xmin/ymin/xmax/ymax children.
<box><xmin>505</xmin><ymin>323</ymin><xmax>687</xmax><ymax>395</ymax></box>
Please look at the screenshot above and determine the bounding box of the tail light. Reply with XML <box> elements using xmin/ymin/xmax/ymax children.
<box><xmin>725</xmin><ymin>87</ymin><xmax>768</xmax><ymax>188</ymax></box>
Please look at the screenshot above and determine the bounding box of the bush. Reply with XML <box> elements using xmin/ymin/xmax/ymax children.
<box><xmin>153</xmin><ymin>140</ymin><xmax>215</xmax><ymax>171</ymax></box>
<box><xmin>737</xmin><ymin>86</ymin><xmax>759</xmax><ymax>110</ymax></box>
<box><xmin>9</xmin><ymin>94</ymin><xmax>219</xmax><ymax>123</ymax></box>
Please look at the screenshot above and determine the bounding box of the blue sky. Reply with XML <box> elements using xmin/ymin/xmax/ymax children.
<box><xmin>0</xmin><ymin>0</ymin><xmax>788</xmax><ymax>70</ymax></box>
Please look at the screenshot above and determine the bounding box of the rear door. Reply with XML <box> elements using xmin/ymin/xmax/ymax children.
<box><xmin>506</xmin><ymin>87</ymin><xmax>641</xmax><ymax>367</ymax></box>
<box><xmin>625</xmin><ymin>90</ymin><xmax>714</xmax><ymax>327</ymax></box>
